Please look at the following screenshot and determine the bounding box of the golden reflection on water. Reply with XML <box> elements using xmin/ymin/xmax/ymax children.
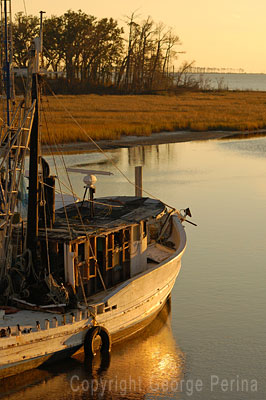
<box><xmin>1</xmin><ymin>300</ymin><xmax>185</xmax><ymax>400</ymax></box>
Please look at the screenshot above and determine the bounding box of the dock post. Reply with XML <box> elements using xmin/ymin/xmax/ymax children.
<box><xmin>135</xmin><ymin>166</ymin><xmax>142</xmax><ymax>197</ymax></box>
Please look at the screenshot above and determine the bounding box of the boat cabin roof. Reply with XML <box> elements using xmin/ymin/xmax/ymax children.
<box><xmin>38</xmin><ymin>196</ymin><xmax>166</xmax><ymax>243</ymax></box>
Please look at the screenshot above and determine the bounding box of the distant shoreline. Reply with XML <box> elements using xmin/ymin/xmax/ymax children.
<box><xmin>43</xmin><ymin>129</ymin><xmax>266</xmax><ymax>154</ymax></box>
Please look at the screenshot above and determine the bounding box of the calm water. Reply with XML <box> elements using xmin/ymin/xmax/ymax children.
<box><xmin>2</xmin><ymin>138</ymin><xmax>266</xmax><ymax>399</ymax></box>
<box><xmin>188</xmin><ymin>73</ymin><xmax>266</xmax><ymax>91</ymax></box>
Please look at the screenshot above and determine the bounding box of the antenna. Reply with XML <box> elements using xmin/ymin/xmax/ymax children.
<box><xmin>32</xmin><ymin>10</ymin><xmax>46</xmax><ymax>73</ymax></box>
<box><xmin>82</xmin><ymin>175</ymin><xmax>97</xmax><ymax>218</ymax></box>
<box><xmin>1</xmin><ymin>0</ymin><xmax>13</xmax><ymax>127</ymax></box>
<box><xmin>39</xmin><ymin>11</ymin><xmax>45</xmax><ymax>68</ymax></box>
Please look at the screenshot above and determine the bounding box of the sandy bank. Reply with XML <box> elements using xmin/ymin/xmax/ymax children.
<box><xmin>42</xmin><ymin>129</ymin><xmax>266</xmax><ymax>154</ymax></box>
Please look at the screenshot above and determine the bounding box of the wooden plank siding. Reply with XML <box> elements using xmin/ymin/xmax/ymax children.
<box><xmin>70</xmin><ymin>227</ymin><xmax>131</xmax><ymax>297</ymax></box>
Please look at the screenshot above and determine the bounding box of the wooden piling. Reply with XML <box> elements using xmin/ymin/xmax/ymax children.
<box><xmin>135</xmin><ymin>166</ymin><xmax>142</xmax><ymax>197</ymax></box>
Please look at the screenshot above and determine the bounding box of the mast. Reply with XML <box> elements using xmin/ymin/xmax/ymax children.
<box><xmin>26</xmin><ymin>12</ymin><xmax>44</xmax><ymax>262</ymax></box>
<box><xmin>26</xmin><ymin>73</ymin><xmax>39</xmax><ymax>261</ymax></box>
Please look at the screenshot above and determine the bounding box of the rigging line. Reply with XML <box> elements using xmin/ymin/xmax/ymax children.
<box><xmin>44</xmin><ymin>80</ymin><xmax>175</xmax><ymax>211</ymax></box>
<box><xmin>41</xmin><ymin>180</ymin><xmax>78</xmax><ymax>199</ymax></box>
<box><xmin>35</xmin><ymin>109</ymin><xmax>80</xmax><ymax>200</ymax></box>
<box><xmin>37</xmin><ymin>162</ymin><xmax>81</xmax><ymax>200</ymax></box>
<box><xmin>37</xmin><ymin>99</ymin><xmax>121</xmax><ymax>212</ymax></box>
<box><xmin>20</xmin><ymin>74</ymin><xmax>26</xmax><ymax>93</ymax></box>
<box><xmin>41</xmin><ymin>97</ymin><xmax>105</xmax><ymax>239</ymax></box>
<box><xmin>50</xmin><ymin>177</ymin><xmax>79</xmax><ymax>200</ymax></box>
<box><xmin>42</xmin><ymin>94</ymin><xmax>105</xmax><ymax>264</ymax></box>
<box><xmin>41</xmin><ymin>101</ymin><xmax>73</xmax><ymax>241</ymax></box>
<box><xmin>22</xmin><ymin>0</ymin><xmax>27</xmax><ymax>16</ymax></box>
<box><xmin>41</xmin><ymin>139</ymin><xmax>104</xmax><ymax>296</ymax></box>
<box><xmin>42</xmin><ymin>96</ymin><xmax>107</xmax><ymax>279</ymax></box>
<box><xmin>41</xmin><ymin>181</ymin><xmax>122</xmax><ymax>208</ymax></box>
<box><xmin>77</xmin><ymin>267</ymin><xmax>88</xmax><ymax>307</ymax></box>
<box><xmin>40</xmin><ymin>102</ymin><xmax>79</xmax><ymax>207</ymax></box>
<box><xmin>41</xmin><ymin>96</ymin><xmax>87</xmax><ymax>208</ymax></box>
<box><xmin>40</xmin><ymin>94</ymin><xmax>85</xmax><ymax>204</ymax></box>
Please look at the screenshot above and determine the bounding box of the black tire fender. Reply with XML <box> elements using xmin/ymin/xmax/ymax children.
<box><xmin>84</xmin><ymin>326</ymin><xmax>111</xmax><ymax>358</ymax></box>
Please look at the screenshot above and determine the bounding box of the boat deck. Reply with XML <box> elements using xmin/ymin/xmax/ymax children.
<box><xmin>0</xmin><ymin>241</ymin><xmax>175</xmax><ymax>334</ymax></box>
<box><xmin>146</xmin><ymin>242</ymin><xmax>175</xmax><ymax>263</ymax></box>
<box><xmin>0</xmin><ymin>309</ymin><xmax>62</xmax><ymax>333</ymax></box>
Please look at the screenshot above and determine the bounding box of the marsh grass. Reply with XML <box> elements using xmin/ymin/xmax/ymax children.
<box><xmin>4</xmin><ymin>91</ymin><xmax>266</xmax><ymax>144</ymax></box>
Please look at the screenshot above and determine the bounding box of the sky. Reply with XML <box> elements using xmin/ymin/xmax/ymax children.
<box><xmin>12</xmin><ymin>0</ymin><xmax>266</xmax><ymax>73</ymax></box>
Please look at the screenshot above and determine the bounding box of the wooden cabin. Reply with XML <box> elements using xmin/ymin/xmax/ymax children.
<box><xmin>38</xmin><ymin>196</ymin><xmax>167</xmax><ymax>299</ymax></box>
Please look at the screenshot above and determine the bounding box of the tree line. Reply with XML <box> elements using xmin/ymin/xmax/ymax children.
<box><xmin>11</xmin><ymin>10</ymin><xmax>193</xmax><ymax>94</ymax></box>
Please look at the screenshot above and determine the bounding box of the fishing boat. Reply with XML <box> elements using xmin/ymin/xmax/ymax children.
<box><xmin>0</xmin><ymin>4</ymin><xmax>190</xmax><ymax>380</ymax></box>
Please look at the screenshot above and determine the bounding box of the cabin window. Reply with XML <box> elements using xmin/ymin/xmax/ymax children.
<box><xmin>105</xmin><ymin>228</ymin><xmax>130</xmax><ymax>272</ymax></box>
<box><xmin>114</xmin><ymin>232</ymin><xmax>120</xmax><ymax>246</ymax></box>
<box><xmin>78</xmin><ymin>243</ymin><xmax>85</xmax><ymax>262</ymax></box>
<box><xmin>107</xmin><ymin>251</ymin><xmax>113</xmax><ymax>269</ymax></box>
<box><xmin>107</xmin><ymin>233</ymin><xmax>114</xmax><ymax>270</ymax></box>
<box><xmin>79</xmin><ymin>263</ymin><xmax>89</xmax><ymax>281</ymax></box>
<box><xmin>108</xmin><ymin>234</ymin><xmax>113</xmax><ymax>249</ymax></box>
<box><xmin>143</xmin><ymin>221</ymin><xmax>147</xmax><ymax>238</ymax></box>
<box><xmin>113</xmin><ymin>250</ymin><xmax>120</xmax><ymax>267</ymax></box>
<box><xmin>75</xmin><ymin>238</ymin><xmax>97</xmax><ymax>284</ymax></box>
<box><xmin>133</xmin><ymin>224</ymin><xmax>141</xmax><ymax>241</ymax></box>
<box><xmin>89</xmin><ymin>259</ymin><xmax>96</xmax><ymax>278</ymax></box>
<box><xmin>125</xmin><ymin>228</ymin><xmax>130</xmax><ymax>242</ymax></box>
<box><xmin>97</xmin><ymin>237</ymin><xmax>104</xmax><ymax>252</ymax></box>
<box><xmin>89</xmin><ymin>237</ymin><xmax>96</xmax><ymax>254</ymax></box>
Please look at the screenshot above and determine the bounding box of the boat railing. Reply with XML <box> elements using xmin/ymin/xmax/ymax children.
<box><xmin>0</xmin><ymin>309</ymin><xmax>92</xmax><ymax>342</ymax></box>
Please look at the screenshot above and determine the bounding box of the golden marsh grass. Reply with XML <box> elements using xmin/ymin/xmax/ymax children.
<box><xmin>4</xmin><ymin>91</ymin><xmax>266</xmax><ymax>144</ymax></box>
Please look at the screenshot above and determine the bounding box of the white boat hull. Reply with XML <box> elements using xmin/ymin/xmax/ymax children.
<box><xmin>0</xmin><ymin>214</ymin><xmax>186</xmax><ymax>379</ymax></box>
